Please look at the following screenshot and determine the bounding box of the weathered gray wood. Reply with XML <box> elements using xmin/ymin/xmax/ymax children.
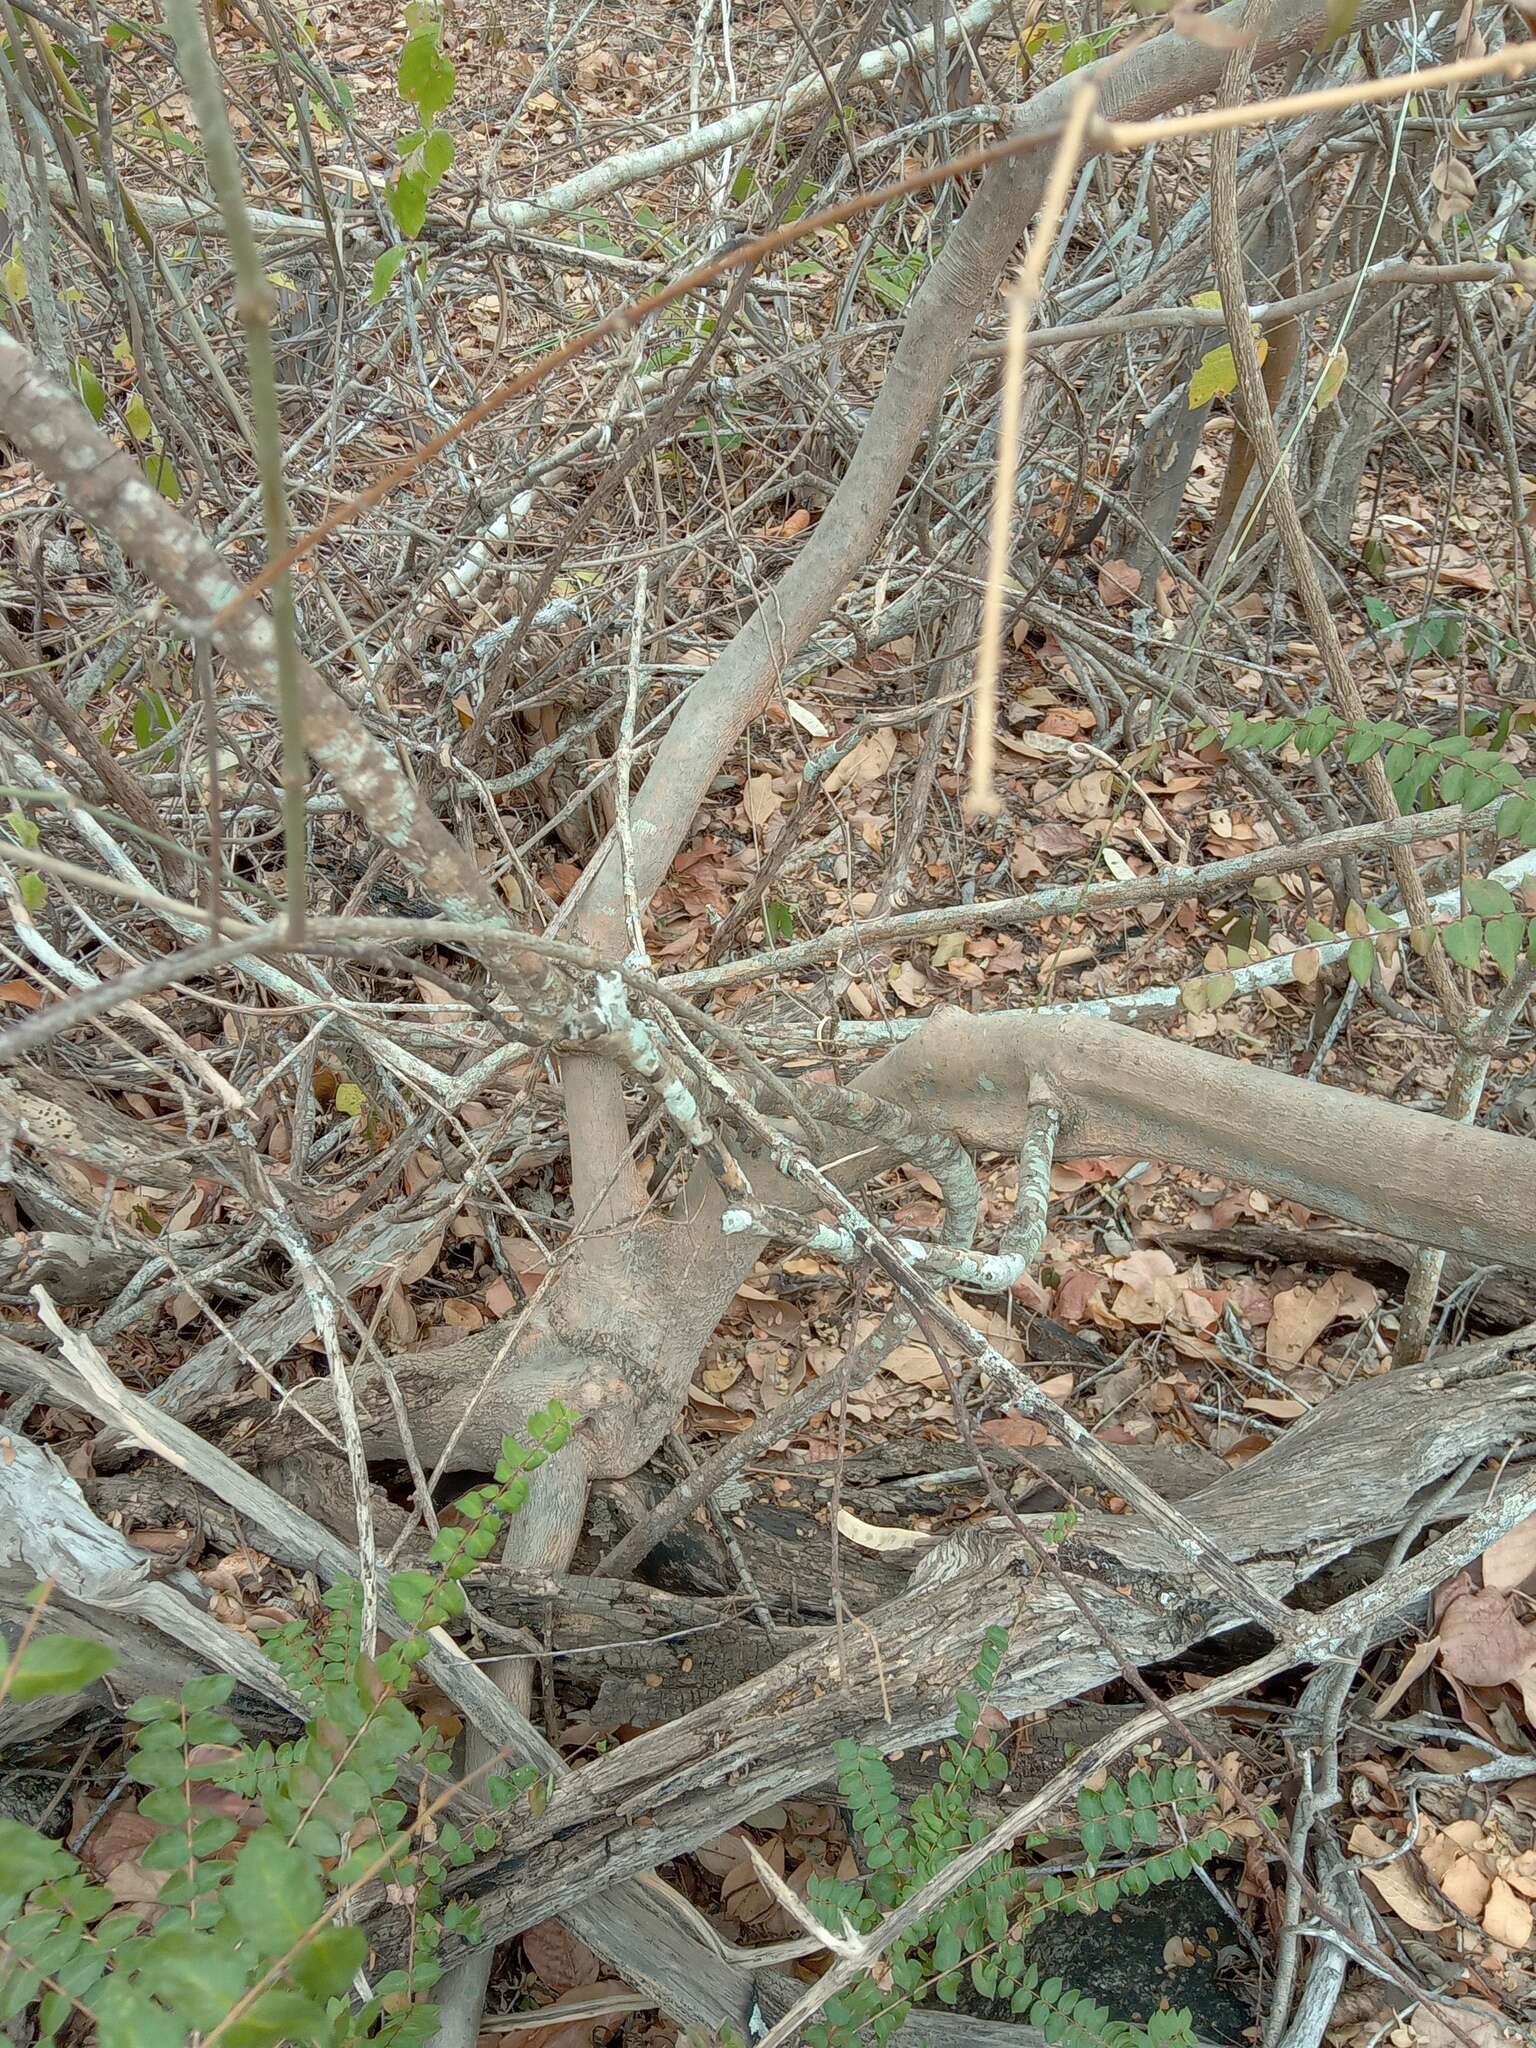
<box><xmin>444</xmin><ymin>1336</ymin><xmax>1536</xmax><ymax>1947</ymax></box>
<box><xmin>752</xmin><ymin>1970</ymin><xmax>1223</xmax><ymax>2048</ymax></box>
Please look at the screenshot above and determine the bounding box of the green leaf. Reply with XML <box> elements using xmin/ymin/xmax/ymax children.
<box><xmin>388</xmin><ymin>171</ymin><xmax>429</xmax><ymax>240</ymax></box>
<box><xmin>93</xmin><ymin>1978</ymin><xmax>186</xmax><ymax>2048</ymax></box>
<box><xmin>1442</xmin><ymin>915</ymin><xmax>1484</xmax><ymax>970</ymax></box>
<box><xmin>226</xmin><ymin>1832</ymin><xmax>325</xmax><ymax>1957</ymax></box>
<box><xmin>397</xmin><ymin>30</ymin><xmax>455</xmax><ymax>117</ymax></box>
<box><xmin>1486</xmin><ymin>913</ymin><xmax>1522</xmax><ymax>983</ymax></box>
<box><xmin>421</xmin><ymin>126</ymin><xmax>455</xmax><ymax>184</ymax></box>
<box><xmin>388</xmin><ymin>1569</ymin><xmax>434</xmax><ymax>1623</ymax></box>
<box><xmin>71</xmin><ymin>358</ymin><xmax>108</xmax><ymax>422</ymax></box>
<box><xmin>1188</xmin><ymin>343</ymin><xmax>1238</xmax><ymax>409</ymax></box>
<box><xmin>1463</xmin><ymin>875</ymin><xmax>1517</xmax><ymax>918</ymax></box>
<box><xmin>8</xmin><ymin>1635</ymin><xmax>117</xmax><ymax>1701</ymax></box>
<box><xmin>133</xmin><ymin>688</ymin><xmax>175</xmax><ymax>759</ymax></box>
<box><xmin>135</xmin><ymin>1927</ymin><xmax>251</xmax><ymax>2029</ymax></box>
<box><xmin>1346</xmin><ymin>936</ymin><xmax>1374</xmax><ymax>987</ymax></box>
<box><xmin>220</xmin><ymin>1985</ymin><xmax>330</xmax><ymax>2048</ymax></box>
<box><xmin>1187</xmin><ymin>333</ymin><xmax>1268</xmax><ymax>410</ymax></box>
<box><xmin>289</xmin><ymin>1922</ymin><xmax>366</xmax><ymax>2000</ymax></box>
<box><xmin>370</xmin><ymin>244</ymin><xmax>409</xmax><ymax>302</ymax></box>
<box><xmin>123</xmin><ymin>390</ymin><xmax>154</xmax><ymax>440</ymax></box>
<box><xmin>763</xmin><ymin>897</ymin><xmax>794</xmax><ymax>943</ymax></box>
<box><xmin>0</xmin><ymin>1814</ymin><xmax>73</xmax><ymax>1895</ymax></box>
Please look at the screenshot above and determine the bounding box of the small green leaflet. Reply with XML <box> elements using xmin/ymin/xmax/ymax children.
<box><xmin>1346</xmin><ymin>936</ymin><xmax>1375</xmax><ymax>987</ymax></box>
<box><xmin>123</xmin><ymin>390</ymin><xmax>155</xmax><ymax>440</ymax></box>
<box><xmin>334</xmin><ymin>1080</ymin><xmax>366</xmax><ymax>1118</ymax></box>
<box><xmin>133</xmin><ymin>688</ymin><xmax>176</xmax><ymax>761</ymax></box>
<box><xmin>1463</xmin><ymin>874</ymin><xmax>1516</xmax><ymax>918</ymax></box>
<box><xmin>4</xmin><ymin>806</ymin><xmax>46</xmax><ymax>915</ymax></box>
<box><xmin>144</xmin><ymin>448</ymin><xmax>182</xmax><ymax>502</ymax></box>
<box><xmin>763</xmin><ymin>898</ymin><xmax>794</xmax><ymax>943</ymax></box>
<box><xmin>388</xmin><ymin>1568</ymin><xmax>433</xmax><ymax>1622</ymax></box>
<box><xmin>226</xmin><ymin>1833</ymin><xmax>325</xmax><ymax>1958</ymax></box>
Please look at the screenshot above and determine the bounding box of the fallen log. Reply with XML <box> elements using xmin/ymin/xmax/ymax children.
<box><xmin>441</xmin><ymin>1335</ymin><xmax>1536</xmax><ymax>1947</ymax></box>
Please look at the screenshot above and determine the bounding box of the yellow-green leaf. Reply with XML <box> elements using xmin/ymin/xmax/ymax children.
<box><xmin>1188</xmin><ymin>335</ymin><xmax>1268</xmax><ymax>409</ymax></box>
<box><xmin>1190</xmin><ymin>289</ymin><xmax>1223</xmax><ymax>311</ymax></box>
<box><xmin>70</xmin><ymin>357</ymin><xmax>107</xmax><ymax>422</ymax></box>
<box><xmin>1312</xmin><ymin>345</ymin><xmax>1348</xmax><ymax>411</ymax></box>
<box><xmin>334</xmin><ymin>1080</ymin><xmax>366</xmax><ymax>1119</ymax></box>
<box><xmin>144</xmin><ymin>448</ymin><xmax>182</xmax><ymax>502</ymax></box>
<box><xmin>2</xmin><ymin>253</ymin><xmax>26</xmax><ymax>302</ymax></box>
<box><xmin>1346</xmin><ymin>935</ymin><xmax>1375</xmax><ymax>986</ymax></box>
<box><xmin>123</xmin><ymin>390</ymin><xmax>154</xmax><ymax>439</ymax></box>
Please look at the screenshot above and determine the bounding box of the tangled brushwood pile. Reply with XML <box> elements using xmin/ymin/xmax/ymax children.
<box><xmin>2</xmin><ymin>0</ymin><xmax>1536</xmax><ymax>2044</ymax></box>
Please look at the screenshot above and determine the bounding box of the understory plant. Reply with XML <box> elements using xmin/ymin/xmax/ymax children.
<box><xmin>0</xmin><ymin>1402</ymin><xmax>573</xmax><ymax>2047</ymax></box>
<box><xmin>805</xmin><ymin>1625</ymin><xmax>1230</xmax><ymax>2048</ymax></box>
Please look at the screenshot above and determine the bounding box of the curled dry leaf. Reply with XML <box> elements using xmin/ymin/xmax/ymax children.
<box><xmin>1438</xmin><ymin>1587</ymin><xmax>1536</xmax><ymax>1689</ymax></box>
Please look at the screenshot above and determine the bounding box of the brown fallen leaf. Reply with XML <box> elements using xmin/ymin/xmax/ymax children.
<box><xmin>1098</xmin><ymin>558</ymin><xmax>1143</xmax><ymax>607</ymax></box>
<box><xmin>1483</xmin><ymin>1511</ymin><xmax>1536</xmax><ymax>1593</ymax></box>
<box><xmin>497</xmin><ymin>1983</ymin><xmax>638</xmax><ymax>2048</ymax></box>
<box><xmin>1409</xmin><ymin>2000</ymin><xmax>1515</xmax><ymax>2048</ymax></box>
<box><xmin>522</xmin><ymin>1921</ymin><xmax>602</xmax><ymax>1994</ymax></box>
<box><xmin>1438</xmin><ymin>1852</ymin><xmax>1492</xmax><ymax>1920</ymax></box>
<box><xmin>1265</xmin><ymin>1269</ymin><xmax>1378</xmax><ymax>1366</ymax></box>
<box><xmin>1483</xmin><ymin>1875</ymin><xmax>1533</xmax><ymax>1949</ymax></box>
<box><xmin>1438</xmin><ymin>1587</ymin><xmax>1536</xmax><ymax>1688</ymax></box>
<box><xmin>1348</xmin><ymin>1821</ymin><xmax>1448</xmax><ymax>1931</ymax></box>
